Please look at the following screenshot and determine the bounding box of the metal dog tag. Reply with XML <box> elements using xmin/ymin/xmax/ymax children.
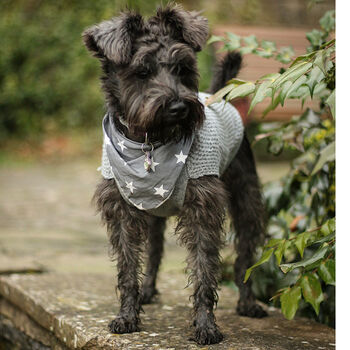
<box><xmin>144</xmin><ymin>151</ymin><xmax>152</xmax><ymax>172</ymax></box>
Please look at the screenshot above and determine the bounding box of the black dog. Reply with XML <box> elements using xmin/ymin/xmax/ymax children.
<box><xmin>83</xmin><ymin>4</ymin><xmax>267</xmax><ymax>345</ymax></box>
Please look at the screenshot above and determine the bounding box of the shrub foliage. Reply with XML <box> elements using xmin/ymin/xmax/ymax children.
<box><xmin>208</xmin><ymin>10</ymin><xmax>335</xmax><ymax>325</ymax></box>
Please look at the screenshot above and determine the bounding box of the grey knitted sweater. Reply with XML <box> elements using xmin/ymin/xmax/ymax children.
<box><xmin>100</xmin><ymin>92</ymin><xmax>244</xmax><ymax>217</ymax></box>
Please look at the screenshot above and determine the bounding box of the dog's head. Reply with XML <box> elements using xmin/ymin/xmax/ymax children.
<box><xmin>83</xmin><ymin>4</ymin><xmax>208</xmax><ymax>143</ymax></box>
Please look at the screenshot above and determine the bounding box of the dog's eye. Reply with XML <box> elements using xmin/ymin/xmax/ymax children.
<box><xmin>136</xmin><ymin>68</ymin><xmax>151</xmax><ymax>79</ymax></box>
<box><xmin>174</xmin><ymin>65</ymin><xmax>190</xmax><ymax>76</ymax></box>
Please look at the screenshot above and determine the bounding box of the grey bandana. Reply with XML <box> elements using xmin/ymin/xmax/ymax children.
<box><xmin>103</xmin><ymin>114</ymin><xmax>194</xmax><ymax>211</ymax></box>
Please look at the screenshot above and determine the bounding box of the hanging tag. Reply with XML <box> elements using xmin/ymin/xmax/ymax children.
<box><xmin>142</xmin><ymin>133</ymin><xmax>154</xmax><ymax>173</ymax></box>
<box><xmin>144</xmin><ymin>151</ymin><xmax>152</xmax><ymax>172</ymax></box>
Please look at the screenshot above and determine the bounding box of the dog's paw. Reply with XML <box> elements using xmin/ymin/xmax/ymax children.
<box><xmin>141</xmin><ymin>287</ymin><xmax>158</xmax><ymax>304</ymax></box>
<box><xmin>237</xmin><ymin>302</ymin><xmax>268</xmax><ymax>318</ymax></box>
<box><xmin>193</xmin><ymin>324</ymin><xmax>224</xmax><ymax>345</ymax></box>
<box><xmin>108</xmin><ymin>316</ymin><xmax>139</xmax><ymax>334</ymax></box>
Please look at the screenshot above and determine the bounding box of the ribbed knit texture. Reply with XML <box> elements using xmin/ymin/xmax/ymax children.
<box><xmin>100</xmin><ymin>92</ymin><xmax>244</xmax><ymax>216</ymax></box>
<box><xmin>187</xmin><ymin>92</ymin><xmax>244</xmax><ymax>179</ymax></box>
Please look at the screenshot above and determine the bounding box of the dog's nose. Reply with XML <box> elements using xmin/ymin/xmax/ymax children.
<box><xmin>169</xmin><ymin>101</ymin><xmax>188</xmax><ymax>118</ymax></box>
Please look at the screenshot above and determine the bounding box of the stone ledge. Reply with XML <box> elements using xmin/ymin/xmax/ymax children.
<box><xmin>0</xmin><ymin>272</ymin><xmax>335</xmax><ymax>350</ymax></box>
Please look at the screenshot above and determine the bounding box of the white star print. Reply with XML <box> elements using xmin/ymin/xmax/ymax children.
<box><xmin>105</xmin><ymin>137</ymin><xmax>111</xmax><ymax>145</ymax></box>
<box><xmin>117</xmin><ymin>140</ymin><xmax>126</xmax><ymax>152</ymax></box>
<box><xmin>134</xmin><ymin>202</ymin><xmax>144</xmax><ymax>210</ymax></box>
<box><xmin>175</xmin><ymin>150</ymin><xmax>188</xmax><ymax>164</ymax></box>
<box><xmin>150</xmin><ymin>158</ymin><xmax>159</xmax><ymax>172</ymax></box>
<box><xmin>154</xmin><ymin>184</ymin><xmax>169</xmax><ymax>198</ymax></box>
<box><xmin>126</xmin><ymin>181</ymin><xmax>135</xmax><ymax>193</ymax></box>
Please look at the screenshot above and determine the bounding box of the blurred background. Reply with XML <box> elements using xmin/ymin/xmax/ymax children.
<box><xmin>0</xmin><ymin>0</ymin><xmax>335</xmax><ymax>331</ymax></box>
<box><xmin>0</xmin><ymin>0</ymin><xmax>334</xmax><ymax>159</ymax></box>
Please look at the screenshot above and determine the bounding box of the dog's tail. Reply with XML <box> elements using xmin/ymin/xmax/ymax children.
<box><xmin>209</xmin><ymin>52</ymin><xmax>242</xmax><ymax>94</ymax></box>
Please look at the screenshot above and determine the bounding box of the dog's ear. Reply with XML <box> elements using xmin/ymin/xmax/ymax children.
<box><xmin>82</xmin><ymin>12</ymin><xmax>144</xmax><ymax>65</ymax></box>
<box><xmin>154</xmin><ymin>5</ymin><xmax>209</xmax><ymax>52</ymax></box>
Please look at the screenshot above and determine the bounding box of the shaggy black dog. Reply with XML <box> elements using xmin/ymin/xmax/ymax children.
<box><xmin>83</xmin><ymin>4</ymin><xmax>267</xmax><ymax>345</ymax></box>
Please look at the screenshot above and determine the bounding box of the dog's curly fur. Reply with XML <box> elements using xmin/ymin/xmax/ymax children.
<box><xmin>85</xmin><ymin>4</ymin><xmax>267</xmax><ymax>345</ymax></box>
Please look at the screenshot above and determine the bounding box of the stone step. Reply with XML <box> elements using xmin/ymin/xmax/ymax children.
<box><xmin>0</xmin><ymin>272</ymin><xmax>335</xmax><ymax>350</ymax></box>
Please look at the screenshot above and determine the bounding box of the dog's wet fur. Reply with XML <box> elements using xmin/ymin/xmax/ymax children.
<box><xmin>84</xmin><ymin>4</ymin><xmax>267</xmax><ymax>345</ymax></box>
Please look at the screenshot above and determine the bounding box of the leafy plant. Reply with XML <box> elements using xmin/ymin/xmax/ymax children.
<box><xmin>207</xmin><ymin>34</ymin><xmax>295</xmax><ymax>65</ymax></box>
<box><xmin>209</xmin><ymin>9</ymin><xmax>335</xmax><ymax>324</ymax></box>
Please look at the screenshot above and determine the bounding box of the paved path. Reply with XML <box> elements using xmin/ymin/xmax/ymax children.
<box><xmin>0</xmin><ymin>272</ymin><xmax>335</xmax><ymax>350</ymax></box>
<box><xmin>0</xmin><ymin>158</ymin><xmax>289</xmax><ymax>275</ymax></box>
<box><xmin>0</xmin><ymin>158</ymin><xmax>335</xmax><ymax>349</ymax></box>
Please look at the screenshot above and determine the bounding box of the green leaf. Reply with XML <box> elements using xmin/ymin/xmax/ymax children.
<box><xmin>318</xmin><ymin>259</ymin><xmax>335</xmax><ymax>286</ymax></box>
<box><xmin>290</xmin><ymin>51</ymin><xmax>317</xmax><ymax>67</ymax></box>
<box><xmin>244</xmin><ymin>248</ymin><xmax>274</xmax><ymax>283</ymax></box>
<box><xmin>294</xmin><ymin>232</ymin><xmax>308</xmax><ymax>258</ymax></box>
<box><xmin>275</xmin><ymin>239</ymin><xmax>286</xmax><ymax>265</ymax></box>
<box><xmin>265</xmin><ymin>238</ymin><xmax>285</xmax><ymax>248</ymax></box>
<box><xmin>205</xmin><ymin>84</ymin><xmax>235</xmax><ymax>106</ymax></box>
<box><xmin>313</xmin><ymin>50</ymin><xmax>328</xmax><ymax>75</ymax></box>
<box><xmin>280</xmin><ymin>286</ymin><xmax>302</xmax><ymax>320</ymax></box>
<box><xmin>326</xmin><ymin>89</ymin><xmax>335</xmax><ymax>118</ymax></box>
<box><xmin>226</xmin><ymin>82</ymin><xmax>255</xmax><ymax>101</ymax></box>
<box><xmin>280</xmin><ymin>245</ymin><xmax>329</xmax><ymax>273</ymax></box>
<box><xmin>283</xmin><ymin>75</ymin><xmax>308</xmax><ymax>103</ymax></box>
<box><xmin>226</xmin><ymin>32</ymin><xmax>241</xmax><ymax>50</ymax></box>
<box><xmin>311</xmin><ymin>141</ymin><xmax>335</xmax><ymax>175</ymax></box>
<box><xmin>320</xmin><ymin>220</ymin><xmax>331</xmax><ymax>236</ymax></box>
<box><xmin>263</xmin><ymin>94</ymin><xmax>281</xmax><ymax>117</ymax></box>
<box><xmin>328</xmin><ymin>217</ymin><xmax>335</xmax><ymax>233</ymax></box>
<box><xmin>244</xmin><ymin>35</ymin><xmax>259</xmax><ymax>48</ymax></box>
<box><xmin>207</xmin><ymin>35</ymin><xmax>225</xmax><ymax>45</ymax></box>
<box><xmin>225</xmin><ymin>78</ymin><xmax>247</xmax><ymax>85</ymax></box>
<box><xmin>257</xmin><ymin>72</ymin><xmax>281</xmax><ymax>82</ymax></box>
<box><xmin>256</xmin><ymin>40</ymin><xmax>276</xmax><ymax>58</ymax></box>
<box><xmin>319</xmin><ymin>10</ymin><xmax>335</xmax><ymax>33</ymax></box>
<box><xmin>300</xmin><ymin>273</ymin><xmax>324</xmax><ymax>315</ymax></box>
<box><xmin>312</xmin><ymin>233</ymin><xmax>335</xmax><ymax>245</ymax></box>
<box><xmin>240</xmin><ymin>35</ymin><xmax>259</xmax><ymax>54</ymax></box>
<box><xmin>279</xmin><ymin>80</ymin><xmax>292</xmax><ymax>106</ymax></box>
<box><xmin>306</xmin><ymin>29</ymin><xmax>324</xmax><ymax>48</ymax></box>
<box><xmin>240</xmin><ymin>46</ymin><xmax>254</xmax><ymax>55</ymax></box>
<box><xmin>267</xmin><ymin>132</ymin><xmax>284</xmax><ymax>155</ymax></box>
<box><xmin>271</xmin><ymin>62</ymin><xmax>312</xmax><ymax>93</ymax></box>
<box><xmin>248</xmin><ymin>80</ymin><xmax>272</xmax><ymax>113</ymax></box>
<box><xmin>276</xmin><ymin>46</ymin><xmax>295</xmax><ymax>64</ymax></box>
<box><xmin>305</xmin><ymin>66</ymin><xmax>325</xmax><ymax>98</ymax></box>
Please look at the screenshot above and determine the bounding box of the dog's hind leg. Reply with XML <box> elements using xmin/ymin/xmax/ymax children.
<box><xmin>176</xmin><ymin>176</ymin><xmax>227</xmax><ymax>345</ymax></box>
<box><xmin>141</xmin><ymin>217</ymin><xmax>166</xmax><ymax>304</ymax></box>
<box><xmin>222</xmin><ymin>134</ymin><xmax>268</xmax><ymax>318</ymax></box>
<box><xmin>93</xmin><ymin>178</ymin><xmax>151</xmax><ymax>333</ymax></box>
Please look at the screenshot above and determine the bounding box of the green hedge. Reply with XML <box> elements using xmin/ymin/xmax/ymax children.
<box><xmin>0</xmin><ymin>0</ymin><xmax>213</xmax><ymax>140</ymax></box>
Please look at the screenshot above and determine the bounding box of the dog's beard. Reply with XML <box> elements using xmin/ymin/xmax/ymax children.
<box><xmin>124</xmin><ymin>91</ymin><xmax>205</xmax><ymax>144</ymax></box>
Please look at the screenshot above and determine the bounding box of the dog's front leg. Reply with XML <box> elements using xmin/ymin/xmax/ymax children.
<box><xmin>176</xmin><ymin>176</ymin><xmax>227</xmax><ymax>345</ymax></box>
<box><xmin>108</xmin><ymin>199</ymin><xmax>152</xmax><ymax>334</ymax></box>
<box><xmin>94</xmin><ymin>179</ymin><xmax>151</xmax><ymax>333</ymax></box>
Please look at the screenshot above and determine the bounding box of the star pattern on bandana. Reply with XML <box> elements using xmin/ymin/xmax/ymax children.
<box><xmin>150</xmin><ymin>157</ymin><xmax>159</xmax><ymax>172</ymax></box>
<box><xmin>105</xmin><ymin>137</ymin><xmax>111</xmax><ymax>145</ymax></box>
<box><xmin>175</xmin><ymin>150</ymin><xmax>188</xmax><ymax>164</ymax></box>
<box><xmin>134</xmin><ymin>202</ymin><xmax>144</xmax><ymax>210</ymax></box>
<box><xmin>117</xmin><ymin>140</ymin><xmax>126</xmax><ymax>152</ymax></box>
<box><xmin>154</xmin><ymin>184</ymin><xmax>169</xmax><ymax>198</ymax></box>
<box><xmin>126</xmin><ymin>181</ymin><xmax>136</xmax><ymax>193</ymax></box>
